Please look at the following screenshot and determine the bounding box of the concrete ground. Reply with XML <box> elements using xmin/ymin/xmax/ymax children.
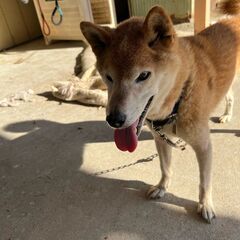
<box><xmin>0</xmin><ymin>30</ymin><xmax>240</xmax><ymax>240</ymax></box>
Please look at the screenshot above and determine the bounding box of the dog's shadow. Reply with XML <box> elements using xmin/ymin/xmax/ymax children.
<box><xmin>210</xmin><ymin>117</ymin><xmax>240</xmax><ymax>137</ymax></box>
<box><xmin>1</xmin><ymin>119</ymin><xmax>240</xmax><ymax>239</ymax></box>
<box><xmin>211</xmin><ymin>128</ymin><xmax>240</xmax><ymax>137</ymax></box>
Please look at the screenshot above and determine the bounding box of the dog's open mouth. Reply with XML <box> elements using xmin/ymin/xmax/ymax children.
<box><xmin>114</xmin><ymin>96</ymin><xmax>154</xmax><ymax>152</ymax></box>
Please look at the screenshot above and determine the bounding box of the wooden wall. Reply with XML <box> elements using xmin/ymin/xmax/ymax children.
<box><xmin>0</xmin><ymin>0</ymin><xmax>42</xmax><ymax>50</ymax></box>
<box><xmin>90</xmin><ymin>0</ymin><xmax>111</xmax><ymax>24</ymax></box>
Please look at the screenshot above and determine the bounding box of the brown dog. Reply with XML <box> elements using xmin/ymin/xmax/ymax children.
<box><xmin>80</xmin><ymin>1</ymin><xmax>239</xmax><ymax>223</ymax></box>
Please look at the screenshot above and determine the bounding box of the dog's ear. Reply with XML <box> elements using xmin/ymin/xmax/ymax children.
<box><xmin>143</xmin><ymin>6</ymin><xmax>175</xmax><ymax>49</ymax></box>
<box><xmin>80</xmin><ymin>21</ymin><xmax>112</xmax><ymax>56</ymax></box>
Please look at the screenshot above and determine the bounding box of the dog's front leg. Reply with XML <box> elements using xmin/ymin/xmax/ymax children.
<box><xmin>192</xmin><ymin>135</ymin><xmax>216</xmax><ymax>223</ymax></box>
<box><xmin>146</xmin><ymin>134</ymin><xmax>172</xmax><ymax>199</ymax></box>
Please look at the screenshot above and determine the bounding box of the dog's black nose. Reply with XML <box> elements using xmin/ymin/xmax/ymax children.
<box><xmin>106</xmin><ymin>112</ymin><xmax>126</xmax><ymax>128</ymax></box>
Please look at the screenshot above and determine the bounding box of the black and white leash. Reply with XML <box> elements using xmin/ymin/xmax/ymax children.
<box><xmin>93</xmin><ymin>153</ymin><xmax>158</xmax><ymax>176</ymax></box>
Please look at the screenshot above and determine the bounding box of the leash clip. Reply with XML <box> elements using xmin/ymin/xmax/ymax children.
<box><xmin>149</xmin><ymin>116</ymin><xmax>186</xmax><ymax>151</ymax></box>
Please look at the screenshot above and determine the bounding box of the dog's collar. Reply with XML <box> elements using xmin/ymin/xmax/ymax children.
<box><xmin>146</xmin><ymin>95</ymin><xmax>186</xmax><ymax>151</ymax></box>
<box><xmin>146</xmin><ymin>95</ymin><xmax>182</xmax><ymax>130</ymax></box>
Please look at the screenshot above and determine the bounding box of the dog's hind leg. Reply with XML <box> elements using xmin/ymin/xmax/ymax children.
<box><xmin>146</xmin><ymin>135</ymin><xmax>172</xmax><ymax>199</ymax></box>
<box><xmin>219</xmin><ymin>83</ymin><xmax>234</xmax><ymax>123</ymax></box>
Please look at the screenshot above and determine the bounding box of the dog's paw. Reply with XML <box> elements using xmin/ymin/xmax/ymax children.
<box><xmin>146</xmin><ymin>185</ymin><xmax>166</xmax><ymax>199</ymax></box>
<box><xmin>219</xmin><ymin>114</ymin><xmax>232</xmax><ymax>123</ymax></box>
<box><xmin>197</xmin><ymin>203</ymin><xmax>216</xmax><ymax>223</ymax></box>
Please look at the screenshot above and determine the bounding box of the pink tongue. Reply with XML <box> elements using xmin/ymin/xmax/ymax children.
<box><xmin>114</xmin><ymin>120</ymin><xmax>138</xmax><ymax>152</ymax></box>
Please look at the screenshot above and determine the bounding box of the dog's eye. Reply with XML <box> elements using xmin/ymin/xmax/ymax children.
<box><xmin>106</xmin><ymin>74</ymin><xmax>113</xmax><ymax>83</ymax></box>
<box><xmin>136</xmin><ymin>71</ymin><xmax>151</xmax><ymax>83</ymax></box>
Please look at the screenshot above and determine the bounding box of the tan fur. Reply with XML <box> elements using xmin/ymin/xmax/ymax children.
<box><xmin>217</xmin><ymin>0</ymin><xmax>240</xmax><ymax>15</ymax></box>
<box><xmin>80</xmin><ymin>5</ymin><xmax>240</xmax><ymax>223</ymax></box>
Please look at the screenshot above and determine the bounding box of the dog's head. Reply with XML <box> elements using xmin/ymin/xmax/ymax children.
<box><xmin>80</xmin><ymin>6</ymin><xmax>180</xmax><ymax>151</ymax></box>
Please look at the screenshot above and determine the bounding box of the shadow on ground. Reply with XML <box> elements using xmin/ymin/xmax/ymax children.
<box><xmin>4</xmin><ymin>38</ymin><xmax>86</xmax><ymax>53</ymax></box>
<box><xmin>1</xmin><ymin>120</ymin><xmax>240</xmax><ymax>240</ymax></box>
<box><xmin>38</xmin><ymin>92</ymin><xmax>101</xmax><ymax>107</ymax></box>
<box><xmin>211</xmin><ymin>128</ymin><xmax>240</xmax><ymax>137</ymax></box>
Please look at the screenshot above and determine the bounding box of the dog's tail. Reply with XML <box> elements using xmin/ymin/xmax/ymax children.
<box><xmin>217</xmin><ymin>0</ymin><xmax>240</xmax><ymax>15</ymax></box>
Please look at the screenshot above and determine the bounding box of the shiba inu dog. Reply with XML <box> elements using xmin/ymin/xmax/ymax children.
<box><xmin>80</xmin><ymin>0</ymin><xmax>239</xmax><ymax>223</ymax></box>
